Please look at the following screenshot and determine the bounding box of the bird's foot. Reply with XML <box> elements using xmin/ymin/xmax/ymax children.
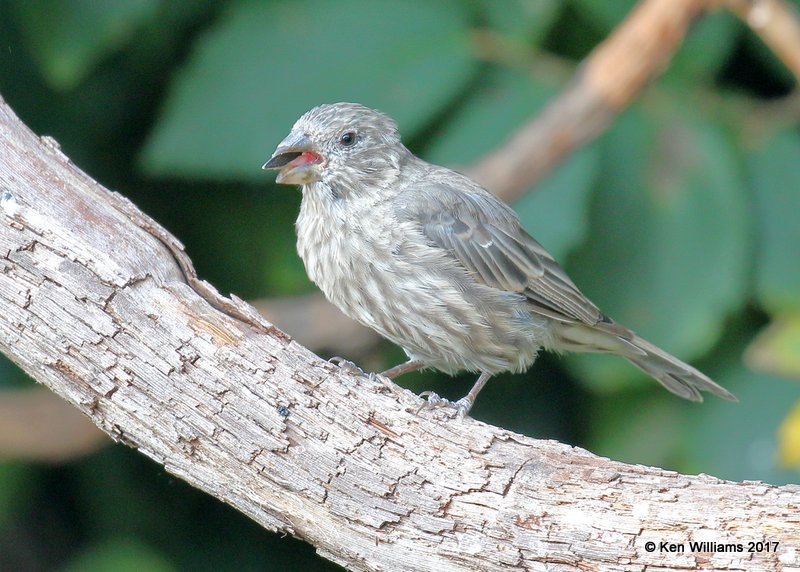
<box><xmin>329</xmin><ymin>356</ymin><xmax>367</xmax><ymax>377</ymax></box>
<box><xmin>416</xmin><ymin>391</ymin><xmax>473</xmax><ymax>418</ymax></box>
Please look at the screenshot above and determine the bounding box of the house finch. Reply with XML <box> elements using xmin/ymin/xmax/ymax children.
<box><xmin>263</xmin><ymin>102</ymin><xmax>735</xmax><ymax>415</ymax></box>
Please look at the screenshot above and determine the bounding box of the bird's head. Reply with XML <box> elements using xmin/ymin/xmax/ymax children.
<box><xmin>263</xmin><ymin>102</ymin><xmax>408</xmax><ymax>193</ymax></box>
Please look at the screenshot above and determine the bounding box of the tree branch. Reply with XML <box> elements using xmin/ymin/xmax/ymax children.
<box><xmin>1</xmin><ymin>95</ymin><xmax>798</xmax><ymax>571</ymax></box>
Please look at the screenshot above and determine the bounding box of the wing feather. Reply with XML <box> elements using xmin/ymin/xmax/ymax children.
<box><xmin>405</xmin><ymin>182</ymin><xmax>607</xmax><ymax>327</ymax></box>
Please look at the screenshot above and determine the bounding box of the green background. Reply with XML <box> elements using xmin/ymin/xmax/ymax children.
<box><xmin>1</xmin><ymin>0</ymin><xmax>799</xmax><ymax>570</ymax></box>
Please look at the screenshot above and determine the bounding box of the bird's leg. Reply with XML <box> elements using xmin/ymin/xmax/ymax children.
<box><xmin>418</xmin><ymin>371</ymin><xmax>492</xmax><ymax>418</ymax></box>
<box><xmin>381</xmin><ymin>359</ymin><xmax>424</xmax><ymax>379</ymax></box>
<box><xmin>458</xmin><ymin>371</ymin><xmax>492</xmax><ymax>411</ymax></box>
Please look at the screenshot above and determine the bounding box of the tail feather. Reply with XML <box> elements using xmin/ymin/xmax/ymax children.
<box><xmin>624</xmin><ymin>335</ymin><xmax>737</xmax><ymax>402</ymax></box>
<box><xmin>552</xmin><ymin>323</ymin><xmax>737</xmax><ymax>402</ymax></box>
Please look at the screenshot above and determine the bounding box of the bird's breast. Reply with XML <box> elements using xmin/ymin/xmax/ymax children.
<box><xmin>295</xmin><ymin>189</ymin><xmax>398</xmax><ymax>324</ymax></box>
<box><xmin>294</xmin><ymin>185</ymin><xmax>546</xmax><ymax>374</ymax></box>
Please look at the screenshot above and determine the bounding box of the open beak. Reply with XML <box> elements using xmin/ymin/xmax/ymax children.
<box><xmin>262</xmin><ymin>131</ymin><xmax>323</xmax><ymax>185</ymax></box>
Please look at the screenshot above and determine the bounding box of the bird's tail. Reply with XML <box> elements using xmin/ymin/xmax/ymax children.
<box><xmin>553</xmin><ymin>323</ymin><xmax>737</xmax><ymax>402</ymax></box>
<box><xmin>622</xmin><ymin>334</ymin><xmax>736</xmax><ymax>402</ymax></box>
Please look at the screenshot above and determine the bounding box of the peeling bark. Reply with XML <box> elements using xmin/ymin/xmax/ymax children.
<box><xmin>0</xmin><ymin>97</ymin><xmax>798</xmax><ymax>571</ymax></box>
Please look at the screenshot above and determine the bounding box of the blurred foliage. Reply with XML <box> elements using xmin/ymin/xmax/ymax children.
<box><xmin>778</xmin><ymin>401</ymin><xmax>800</xmax><ymax>468</ymax></box>
<box><xmin>567</xmin><ymin>104</ymin><xmax>750</xmax><ymax>388</ymax></box>
<box><xmin>747</xmin><ymin>314</ymin><xmax>800</xmax><ymax>379</ymax></box>
<box><xmin>11</xmin><ymin>0</ymin><xmax>161</xmax><ymax>91</ymax></box>
<box><xmin>0</xmin><ymin>0</ymin><xmax>799</xmax><ymax>570</ymax></box>
<box><xmin>140</xmin><ymin>0</ymin><xmax>476</xmax><ymax>179</ymax></box>
<box><xmin>63</xmin><ymin>538</ymin><xmax>176</xmax><ymax>572</ymax></box>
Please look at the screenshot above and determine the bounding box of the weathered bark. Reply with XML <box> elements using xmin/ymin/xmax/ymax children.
<box><xmin>0</xmin><ymin>95</ymin><xmax>798</xmax><ymax>571</ymax></box>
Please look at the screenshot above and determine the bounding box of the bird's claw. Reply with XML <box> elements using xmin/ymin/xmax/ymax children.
<box><xmin>416</xmin><ymin>391</ymin><xmax>472</xmax><ymax>418</ymax></box>
<box><xmin>329</xmin><ymin>356</ymin><xmax>366</xmax><ymax>377</ymax></box>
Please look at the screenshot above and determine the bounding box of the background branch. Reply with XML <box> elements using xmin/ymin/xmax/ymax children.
<box><xmin>0</xmin><ymin>388</ymin><xmax>106</xmax><ymax>462</ymax></box>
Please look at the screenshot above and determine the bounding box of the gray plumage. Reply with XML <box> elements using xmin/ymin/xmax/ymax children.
<box><xmin>263</xmin><ymin>102</ymin><xmax>736</xmax><ymax>414</ymax></box>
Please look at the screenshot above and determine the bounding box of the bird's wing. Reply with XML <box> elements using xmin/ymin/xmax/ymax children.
<box><xmin>405</xmin><ymin>181</ymin><xmax>606</xmax><ymax>326</ymax></box>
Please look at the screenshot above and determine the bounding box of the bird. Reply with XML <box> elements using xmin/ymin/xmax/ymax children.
<box><xmin>262</xmin><ymin>102</ymin><xmax>736</xmax><ymax>416</ymax></box>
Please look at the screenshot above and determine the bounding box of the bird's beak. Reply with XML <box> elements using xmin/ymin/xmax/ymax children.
<box><xmin>262</xmin><ymin>131</ymin><xmax>323</xmax><ymax>185</ymax></box>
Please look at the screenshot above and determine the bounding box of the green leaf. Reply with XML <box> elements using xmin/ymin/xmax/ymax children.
<box><xmin>663</xmin><ymin>12</ymin><xmax>738</xmax><ymax>83</ymax></box>
<box><xmin>572</xmin><ymin>0</ymin><xmax>636</xmax><ymax>31</ymax></box>
<box><xmin>63</xmin><ymin>538</ymin><xmax>176</xmax><ymax>572</ymax></box>
<box><xmin>424</xmin><ymin>68</ymin><xmax>597</xmax><ymax>260</ymax></box>
<box><xmin>566</xmin><ymin>103</ymin><xmax>750</xmax><ymax>391</ymax></box>
<box><xmin>11</xmin><ymin>0</ymin><xmax>159</xmax><ymax>90</ymax></box>
<box><xmin>749</xmin><ymin>130</ymin><xmax>800</xmax><ymax>314</ymax></box>
<box><xmin>140</xmin><ymin>0</ymin><xmax>475</xmax><ymax>180</ymax></box>
<box><xmin>0</xmin><ymin>463</ymin><xmax>31</xmax><ymax>530</ymax></box>
<box><xmin>425</xmin><ymin>69</ymin><xmax>555</xmax><ymax>165</ymax></box>
<box><xmin>480</xmin><ymin>0</ymin><xmax>561</xmax><ymax>45</ymax></box>
<box><xmin>515</xmin><ymin>149</ymin><xmax>597</xmax><ymax>261</ymax></box>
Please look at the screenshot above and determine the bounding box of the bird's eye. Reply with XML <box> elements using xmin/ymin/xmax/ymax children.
<box><xmin>339</xmin><ymin>131</ymin><xmax>357</xmax><ymax>147</ymax></box>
